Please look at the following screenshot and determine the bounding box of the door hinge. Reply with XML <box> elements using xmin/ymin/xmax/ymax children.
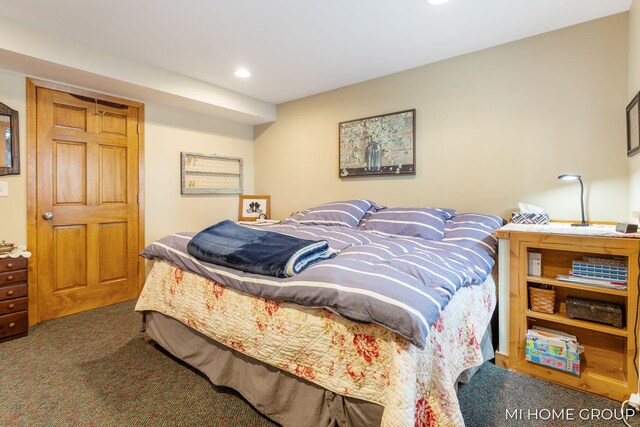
<box><xmin>137</xmin><ymin>194</ymin><xmax>140</xmax><ymax>204</ymax></box>
<box><xmin>137</xmin><ymin>123</ymin><xmax>140</xmax><ymax>134</ymax></box>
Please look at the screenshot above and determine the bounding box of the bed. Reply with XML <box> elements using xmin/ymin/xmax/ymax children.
<box><xmin>135</xmin><ymin>201</ymin><xmax>504</xmax><ymax>426</ymax></box>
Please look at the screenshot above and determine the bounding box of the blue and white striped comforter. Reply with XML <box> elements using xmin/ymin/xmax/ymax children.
<box><xmin>140</xmin><ymin>215</ymin><xmax>503</xmax><ymax>349</ymax></box>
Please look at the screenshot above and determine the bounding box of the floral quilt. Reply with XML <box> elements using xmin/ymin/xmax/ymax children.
<box><xmin>135</xmin><ymin>260</ymin><xmax>495</xmax><ymax>427</ymax></box>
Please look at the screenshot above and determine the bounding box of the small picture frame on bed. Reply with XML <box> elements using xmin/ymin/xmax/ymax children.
<box><xmin>627</xmin><ymin>92</ymin><xmax>640</xmax><ymax>157</ymax></box>
<box><xmin>238</xmin><ymin>195</ymin><xmax>271</xmax><ymax>221</ymax></box>
<box><xmin>339</xmin><ymin>109</ymin><xmax>416</xmax><ymax>178</ymax></box>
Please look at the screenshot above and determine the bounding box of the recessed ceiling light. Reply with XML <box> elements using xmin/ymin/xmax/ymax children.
<box><xmin>234</xmin><ymin>68</ymin><xmax>251</xmax><ymax>78</ymax></box>
<box><xmin>425</xmin><ymin>0</ymin><xmax>450</xmax><ymax>5</ymax></box>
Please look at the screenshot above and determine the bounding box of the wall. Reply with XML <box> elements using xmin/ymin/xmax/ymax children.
<box><xmin>0</xmin><ymin>68</ymin><xmax>26</xmax><ymax>244</ymax></box>
<box><xmin>629</xmin><ymin>0</ymin><xmax>640</xmax><ymax>217</ymax></box>
<box><xmin>144</xmin><ymin>104</ymin><xmax>253</xmax><ymax>243</ymax></box>
<box><xmin>255</xmin><ymin>14</ymin><xmax>629</xmax><ymax>222</ymax></box>
<box><xmin>0</xmin><ymin>68</ymin><xmax>254</xmax><ymax>247</ymax></box>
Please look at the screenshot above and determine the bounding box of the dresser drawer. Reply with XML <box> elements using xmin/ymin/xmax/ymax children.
<box><xmin>0</xmin><ymin>311</ymin><xmax>28</xmax><ymax>339</ymax></box>
<box><xmin>0</xmin><ymin>284</ymin><xmax>27</xmax><ymax>301</ymax></box>
<box><xmin>0</xmin><ymin>270</ymin><xmax>27</xmax><ymax>285</ymax></box>
<box><xmin>0</xmin><ymin>297</ymin><xmax>27</xmax><ymax>316</ymax></box>
<box><xmin>0</xmin><ymin>257</ymin><xmax>27</xmax><ymax>272</ymax></box>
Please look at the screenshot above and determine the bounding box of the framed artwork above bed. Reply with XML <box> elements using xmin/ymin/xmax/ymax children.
<box><xmin>339</xmin><ymin>109</ymin><xmax>415</xmax><ymax>178</ymax></box>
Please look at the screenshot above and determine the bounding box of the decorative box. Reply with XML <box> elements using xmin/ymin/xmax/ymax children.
<box><xmin>511</xmin><ymin>212</ymin><xmax>550</xmax><ymax>225</ymax></box>
<box><xmin>525</xmin><ymin>331</ymin><xmax>582</xmax><ymax>375</ymax></box>
<box><xmin>566</xmin><ymin>296</ymin><xmax>624</xmax><ymax>328</ymax></box>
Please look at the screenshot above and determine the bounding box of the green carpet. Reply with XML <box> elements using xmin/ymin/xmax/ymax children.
<box><xmin>0</xmin><ymin>300</ymin><xmax>631</xmax><ymax>426</ymax></box>
<box><xmin>457</xmin><ymin>362</ymin><xmax>630</xmax><ymax>426</ymax></box>
<box><xmin>0</xmin><ymin>301</ymin><xmax>274</xmax><ymax>427</ymax></box>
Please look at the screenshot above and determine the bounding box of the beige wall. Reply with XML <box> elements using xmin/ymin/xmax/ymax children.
<box><xmin>255</xmin><ymin>14</ymin><xmax>629</xmax><ymax>222</ymax></box>
<box><xmin>0</xmin><ymin>68</ymin><xmax>27</xmax><ymax>245</ymax></box>
<box><xmin>0</xmin><ymin>68</ymin><xmax>254</xmax><ymax>247</ymax></box>
<box><xmin>629</xmin><ymin>1</ymin><xmax>640</xmax><ymax>216</ymax></box>
<box><xmin>145</xmin><ymin>104</ymin><xmax>253</xmax><ymax>244</ymax></box>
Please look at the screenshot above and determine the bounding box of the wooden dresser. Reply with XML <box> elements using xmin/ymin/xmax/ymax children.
<box><xmin>0</xmin><ymin>256</ymin><xmax>28</xmax><ymax>342</ymax></box>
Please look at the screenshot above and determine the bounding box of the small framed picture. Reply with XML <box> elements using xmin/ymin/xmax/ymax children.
<box><xmin>238</xmin><ymin>195</ymin><xmax>271</xmax><ymax>221</ymax></box>
<box><xmin>627</xmin><ymin>92</ymin><xmax>640</xmax><ymax>157</ymax></box>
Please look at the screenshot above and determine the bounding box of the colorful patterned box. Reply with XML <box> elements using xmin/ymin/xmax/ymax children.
<box><xmin>525</xmin><ymin>338</ymin><xmax>581</xmax><ymax>375</ymax></box>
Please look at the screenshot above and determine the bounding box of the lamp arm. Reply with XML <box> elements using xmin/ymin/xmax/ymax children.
<box><xmin>578</xmin><ymin>177</ymin><xmax>586</xmax><ymax>225</ymax></box>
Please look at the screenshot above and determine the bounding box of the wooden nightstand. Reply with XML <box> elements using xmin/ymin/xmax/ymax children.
<box><xmin>495</xmin><ymin>223</ymin><xmax>639</xmax><ymax>402</ymax></box>
<box><xmin>0</xmin><ymin>256</ymin><xmax>28</xmax><ymax>343</ymax></box>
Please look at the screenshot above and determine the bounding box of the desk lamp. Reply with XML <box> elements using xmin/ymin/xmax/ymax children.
<box><xmin>558</xmin><ymin>174</ymin><xmax>589</xmax><ymax>227</ymax></box>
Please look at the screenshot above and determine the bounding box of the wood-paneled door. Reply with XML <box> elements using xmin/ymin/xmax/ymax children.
<box><xmin>27</xmin><ymin>79</ymin><xmax>145</xmax><ymax>323</ymax></box>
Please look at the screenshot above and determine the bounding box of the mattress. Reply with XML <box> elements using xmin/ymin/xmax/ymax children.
<box><xmin>136</xmin><ymin>260</ymin><xmax>496</xmax><ymax>426</ymax></box>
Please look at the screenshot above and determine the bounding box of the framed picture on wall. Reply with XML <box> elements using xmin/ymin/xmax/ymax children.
<box><xmin>238</xmin><ymin>195</ymin><xmax>271</xmax><ymax>221</ymax></box>
<box><xmin>338</xmin><ymin>109</ymin><xmax>415</xmax><ymax>178</ymax></box>
<box><xmin>627</xmin><ymin>92</ymin><xmax>640</xmax><ymax>157</ymax></box>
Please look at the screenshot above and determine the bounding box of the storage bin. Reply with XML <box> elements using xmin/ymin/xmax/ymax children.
<box><xmin>525</xmin><ymin>336</ymin><xmax>582</xmax><ymax>376</ymax></box>
<box><xmin>529</xmin><ymin>286</ymin><xmax>555</xmax><ymax>314</ymax></box>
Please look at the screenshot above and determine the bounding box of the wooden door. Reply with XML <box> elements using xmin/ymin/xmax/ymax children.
<box><xmin>34</xmin><ymin>86</ymin><xmax>141</xmax><ymax>321</ymax></box>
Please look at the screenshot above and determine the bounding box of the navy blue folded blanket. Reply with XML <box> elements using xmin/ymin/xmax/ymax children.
<box><xmin>186</xmin><ymin>220</ymin><xmax>337</xmax><ymax>278</ymax></box>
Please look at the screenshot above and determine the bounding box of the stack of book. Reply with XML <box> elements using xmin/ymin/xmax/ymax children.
<box><xmin>556</xmin><ymin>257</ymin><xmax>627</xmax><ymax>290</ymax></box>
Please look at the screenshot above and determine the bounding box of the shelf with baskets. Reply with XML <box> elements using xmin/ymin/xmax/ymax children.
<box><xmin>495</xmin><ymin>225</ymin><xmax>639</xmax><ymax>402</ymax></box>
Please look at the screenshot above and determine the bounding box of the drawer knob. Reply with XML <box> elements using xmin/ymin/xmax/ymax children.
<box><xmin>6</xmin><ymin>263</ymin><xmax>13</xmax><ymax>269</ymax></box>
<box><xmin>8</xmin><ymin>303</ymin><xmax>15</xmax><ymax>309</ymax></box>
<box><xmin>7</xmin><ymin>290</ymin><xmax>14</xmax><ymax>296</ymax></box>
<box><xmin>7</xmin><ymin>276</ymin><xmax>13</xmax><ymax>281</ymax></box>
<box><xmin>8</xmin><ymin>322</ymin><xmax>15</xmax><ymax>328</ymax></box>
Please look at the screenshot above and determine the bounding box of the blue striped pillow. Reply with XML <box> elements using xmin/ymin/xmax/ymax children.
<box><xmin>281</xmin><ymin>209</ymin><xmax>310</xmax><ymax>224</ymax></box>
<box><xmin>443</xmin><ymin>213</ymin><xmax>506</xmax><ymax>254</ymax></box>
<box><xmin>283</xmin><ymin>200</ymin><xmax>373</xmax><ymax>228</ymax></box>
<box><xmin>358</xmin><ymin>207</ymin><xmax>455</xmax><ymax>240</ymax></box>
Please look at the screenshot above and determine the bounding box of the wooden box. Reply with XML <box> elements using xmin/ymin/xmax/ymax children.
<box><xmin>566</xmin><ymin>296</ymin><xmax>624</xmax><ymax>328</ymax></box>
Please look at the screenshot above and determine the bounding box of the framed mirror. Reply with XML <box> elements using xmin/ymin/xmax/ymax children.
<box><xmin>0</xmin><ymin>101</ymin><xmax>19</xmax><ymax>175</ymax></box>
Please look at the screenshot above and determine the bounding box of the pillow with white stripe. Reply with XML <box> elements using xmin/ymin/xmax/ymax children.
<box><xmin>283</xmin><ymin>200</ymin><xmax>373</xmax><ymax>228</ymax></box>
<box><xmin>358</xmin><ymin>207</ymin><xmax>455</xmax><ymax>240</ymax></box>
<box><xmin>281</xmin><ymin>209</ymin><xmax>310</xmax><ymax>224</ymax></box>
<box><xmin>442</xmin><ymin>213</ymin><xmax>506</xmax><ymax>254</ymax></box>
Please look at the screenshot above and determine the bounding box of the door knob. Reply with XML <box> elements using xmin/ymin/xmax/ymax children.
<box><xmin>43</xmin><ymin>212</ymin><xmax>53</xmax><ymax>220</ymax></box>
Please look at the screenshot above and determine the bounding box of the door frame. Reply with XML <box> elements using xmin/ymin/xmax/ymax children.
<box><xmin>26</xmin><ymin>78</ymin><xmax>145</xmax><ymax>326</ymax></box>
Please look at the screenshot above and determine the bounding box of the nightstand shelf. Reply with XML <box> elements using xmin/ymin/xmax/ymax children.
<box><xmin>526</xmin><ymin>309</ymin><xmax>628</xmax><ymax>337</ymax></box>
<box><xmin>526</xmin><ymin>275</ymin><xmax>628</xmax><ymax>296</ymax></box>
<box><xmin>495</xmin><ymin>224</ymin><xmax>639</xmax><ymax>402</ymax></box>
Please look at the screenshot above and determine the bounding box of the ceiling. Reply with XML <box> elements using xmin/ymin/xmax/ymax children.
<box><xmin>0</xmin><ymin>0</ymin><xmax>632</xmax><ymax>105</ymax></box>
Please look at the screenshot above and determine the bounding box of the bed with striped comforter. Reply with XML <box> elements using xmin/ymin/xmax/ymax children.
<box><xmin>139</xmin><ymin>212</ymin><xmax>504</xmax><ymax>349</ymax></box>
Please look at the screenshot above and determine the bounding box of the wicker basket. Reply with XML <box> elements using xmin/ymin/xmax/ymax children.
<box><xmin>529</xmin><ymin>286</ymin><xmax>556</xmax><ymax>314</ymax></box>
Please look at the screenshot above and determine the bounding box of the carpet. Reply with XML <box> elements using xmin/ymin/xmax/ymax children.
<box><xmin>0</xmin><ymin>300</ymin><xmax>631</xmax><ymax>426</ymax></box>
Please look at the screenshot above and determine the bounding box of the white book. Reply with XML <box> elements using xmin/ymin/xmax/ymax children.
<box><xmin>556</xmin><ymin>274</ymin><xmax>627</xmax><ymax>290</ymax></box>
